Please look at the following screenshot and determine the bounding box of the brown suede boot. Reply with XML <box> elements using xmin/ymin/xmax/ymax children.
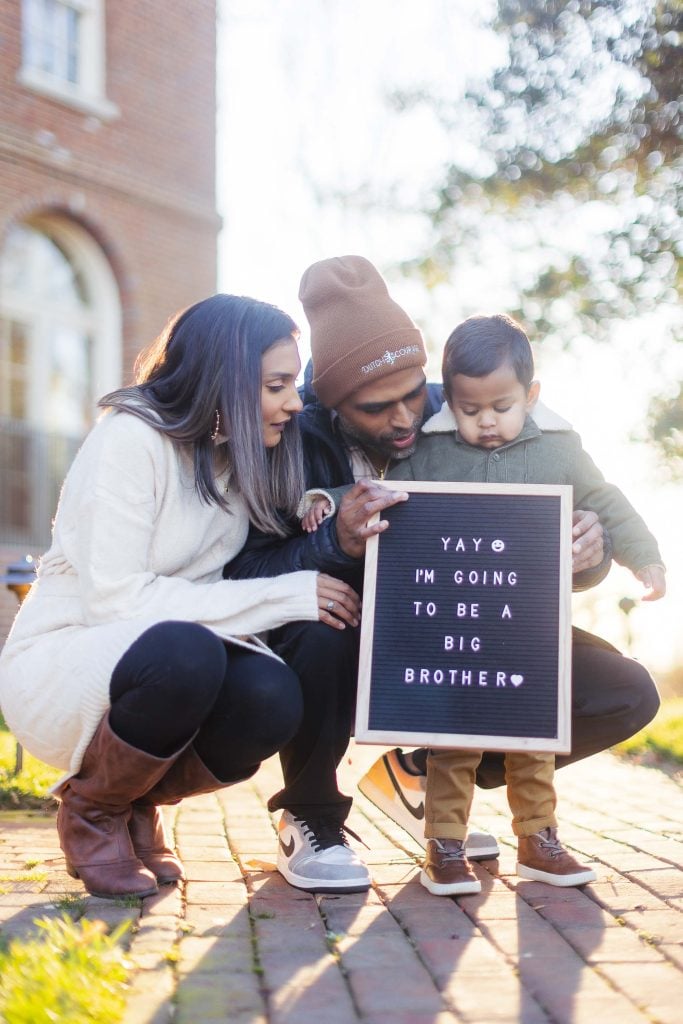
<box><xmin>139</xmin><ymin>745</ymin><xmax>231</xmax><ymax>805</ymax></box>
<box><xmin>419</xmin><ymin>839</ymin><xmax>482</xmax><ymax>896</ymax></box>
<box><xmin>130</xmin><ymin>747</ymin><xmax>254</xmax><ymax>882</ymax></box>
<box><xmin>128</xmin><ymin>747</ymin><xmax>225</xmax><ymax>884</ymax></box>
<box><xmin>128</xmin><ymin>805</ymin><xmax>184</xmax><ymax>885</ymax></box>
<box><xmin>57</xmin><ymin>717</ymin><xmax>185</xmax><ymax>899</ymax></box>
<box><xmin>517</xmin><ymin>828</ymin><xmax>597</xmax><ymax>887</ymax></box>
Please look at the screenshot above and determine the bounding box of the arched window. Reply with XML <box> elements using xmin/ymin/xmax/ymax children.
<box><xmin>0</xmin><ymin>215</ymin><xmax>121</xmax><ymax>547</ymax></box>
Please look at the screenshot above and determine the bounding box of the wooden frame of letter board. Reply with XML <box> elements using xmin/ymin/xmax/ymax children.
<box><xmin>355</xmin><ymin>481</ymin><xmax>572</xmax><ymax>752</ymax></box>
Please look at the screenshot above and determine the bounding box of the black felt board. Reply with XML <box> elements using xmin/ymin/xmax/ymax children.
<box><xmin>355</xmin><ymin>482</ymin><xmax>572</xmax><ymax>751</ymax></box>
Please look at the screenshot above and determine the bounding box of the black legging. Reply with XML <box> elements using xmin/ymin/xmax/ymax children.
<box><xmin>109</xmin><ymin>621</ymin><xmax>303</xmax><ymax>783</ymax></box>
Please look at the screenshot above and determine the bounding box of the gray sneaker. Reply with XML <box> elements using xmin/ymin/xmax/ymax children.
<box><xmin>276</xmin><ymin>811</ymin><xmax>371</xmax><ymax>893</ymax></box>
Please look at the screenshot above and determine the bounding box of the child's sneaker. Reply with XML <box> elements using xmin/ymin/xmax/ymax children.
<box><xmin>517</xmin><ymin>827</ymin><xmax>597</xmax><ymax>886</ymax></box>
<box><xmin>276</xmin><ymin>811</ymin><xmax>371</xmax><ymax>893</ymax></box>
<box><xmin>358</xmin><ymin>749</ymin><xmax>500</xmax><ymax>859</ymax></box>
<box><xmin>420</xmin><ymin>838</ymin><xmax>482</xmax><ymax>896</ymax></box>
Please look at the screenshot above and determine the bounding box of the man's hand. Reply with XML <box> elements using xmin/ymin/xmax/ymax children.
<box><xmin>335</xmin><ymin>479</ymin><xmax>409</xmax><ymax>559</ymax></box>
<box><xmin>316</xmin><ymin>573</ymin><xmax>361</xmax><ymax>629</ymax></box>
<box><xmin>571</xmin><ymin>509</ymin><xmax>604</xmax><ymax>574</ymax></box>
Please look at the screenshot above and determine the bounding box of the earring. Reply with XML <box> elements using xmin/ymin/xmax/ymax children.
<box><xmin>210</xmin><ymin>409</ymin><xmax>220</xmax><ymax>441</ymax></box>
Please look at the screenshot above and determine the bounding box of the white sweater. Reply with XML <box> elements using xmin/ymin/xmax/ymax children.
<box><xmin>0</xmin><ymin>411</ymin><xmax>318</xmax><ymax>776</ymax></box>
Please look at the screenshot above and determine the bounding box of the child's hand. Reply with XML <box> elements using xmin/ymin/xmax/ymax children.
<box><xmin>302</xmin><ymin>500</ymin><xmax>330</xmax><ymax>534</ymax></box>
<box><xmin>635</xmin><ymin>564</ymin><xmax>666</xmax><ymax>601</ymax></box>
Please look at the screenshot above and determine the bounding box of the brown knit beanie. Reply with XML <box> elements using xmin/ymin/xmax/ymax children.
<box><xmin>299</xmin><ymin>255</ymin><xmax>427</xmax><ymax>408</ymax></box>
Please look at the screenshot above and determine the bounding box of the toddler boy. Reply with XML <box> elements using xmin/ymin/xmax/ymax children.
<box><xmin>386</xmin><ymin>313</ymin><xmax>665</xmax><ymax>894</ymax></box>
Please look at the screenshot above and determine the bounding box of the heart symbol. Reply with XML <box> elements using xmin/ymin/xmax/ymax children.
<box><xmin>510</xmin><ymin>674</ymin><xmax>524</xmax><ymax>687</ymax></box>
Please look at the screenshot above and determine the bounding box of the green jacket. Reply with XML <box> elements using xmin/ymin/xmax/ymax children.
<box><xmin>387</xmin><ymin>403</ymin><xmax>662</xmax><ymax>575</ymax></box>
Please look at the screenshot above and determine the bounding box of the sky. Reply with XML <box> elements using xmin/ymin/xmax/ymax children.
<box><xmin>216</xmin><ymin>0</ymin><xmax>683</xmax><ymax>678</ymax></box>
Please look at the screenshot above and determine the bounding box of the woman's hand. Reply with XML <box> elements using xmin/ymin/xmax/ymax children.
<box><xmin>316</xmin><ymin>574</ymin><xmax>361</xmax><ymax>630</ymax></box>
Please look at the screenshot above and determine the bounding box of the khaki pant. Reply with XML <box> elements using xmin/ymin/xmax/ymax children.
<box><xmin>425</xmin><ymin>748</ymin><xmax>557</xmax><ymax>840</ymax></box>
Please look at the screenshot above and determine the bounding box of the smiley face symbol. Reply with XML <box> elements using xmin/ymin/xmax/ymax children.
<box><xmin>491</xmin><ymin>539</ymin><xmax>505</xmax><ymax>553</ymax></box>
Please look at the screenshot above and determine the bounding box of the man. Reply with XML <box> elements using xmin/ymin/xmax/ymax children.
<box><xmin>226</xmin><ymin>255</ymin><xmax>659</xmax><ymax>888</ymax></box>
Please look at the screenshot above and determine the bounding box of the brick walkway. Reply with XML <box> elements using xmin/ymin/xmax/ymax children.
<box><xmin>1</xmin><ymin>746</ymin><xmax>682</xmax><ymax>1024</ymax></box>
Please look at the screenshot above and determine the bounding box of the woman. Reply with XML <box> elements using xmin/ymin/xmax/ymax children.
<box><xmin>0</xmin><ymin>294</ymin><xmax>361</xmax><ymax>899</ymax></box>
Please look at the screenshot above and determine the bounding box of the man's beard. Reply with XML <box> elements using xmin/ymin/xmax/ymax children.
<box><xmin>337</xmin><ymin>414</ymin><xmax>419</xmax><ymax>463</ymax></box>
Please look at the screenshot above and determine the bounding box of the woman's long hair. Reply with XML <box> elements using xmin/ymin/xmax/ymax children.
<box><xmin>100</xmin><ymin>294</ymin><xmax>303</xmax><ymax>537</ymax></box>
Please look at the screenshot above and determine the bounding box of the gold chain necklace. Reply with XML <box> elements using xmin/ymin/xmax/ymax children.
<box><xmin>376</xmin><ymin>457</ymin><xmax>391</xmax><ymax>480</ymax></box>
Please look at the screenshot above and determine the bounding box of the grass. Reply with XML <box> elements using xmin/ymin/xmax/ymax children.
<box><xmin>614</xmin><ymin>697</ymin><xmax>683</xmax><ymax>767</ymax></box>
<box><xmin>0</xmin><ymin>916</ymin><xmax>132</xmax><ymax>1024</ymax></box>
<box><xmin>0</xmin><ymin>870</ymin><xmax>48</xmax><ymax>884</ymax></box>
<box><xmin>49</xmin><ymin>892</ymin><xmax>88</xmax><ymax>917</ymax></box>
<box><xmin>110</xmin><ymin>895</ymin><xmax>143</xmax><ymax>909</ymax></box>
<box><xmin>0</xmin><ymin>716</ymin><xmax>60</xmax><ymax>810</ymax></box>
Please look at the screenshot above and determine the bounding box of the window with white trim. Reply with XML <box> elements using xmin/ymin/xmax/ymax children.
<box><xmin>0</xmin><ymin>216</ymin><xmax>121</xmax><ymax>546</ymax></box>
<box><xmin>19</xmin><ymin>0</ymin><xmax>118</xmax><ymax>118</ymax></box>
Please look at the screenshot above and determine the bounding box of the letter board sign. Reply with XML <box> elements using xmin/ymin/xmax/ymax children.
<box><xmin>355</xmin><ymin>482</ymin><xmax>572</xmax><ymax>751</ymax></box>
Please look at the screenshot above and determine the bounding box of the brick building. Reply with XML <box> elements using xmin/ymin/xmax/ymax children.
<box><xmin>0</xmin><ymin>0</ymin><xmax>219</xmax><ymax>642</ymax></box>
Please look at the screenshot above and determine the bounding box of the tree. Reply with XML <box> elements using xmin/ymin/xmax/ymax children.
<box><xmin>649</xmin><ymin>382</ymin><xmax>683</xmax><ymax>477</ymax></box>
<box><xmin>392</xmin><ymin>0</ymin><xmax>682</xmax><ymax>465</ymax></box>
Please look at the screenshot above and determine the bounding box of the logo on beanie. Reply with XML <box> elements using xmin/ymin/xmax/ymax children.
<box><xmin>361</xmin><ymin>346</ymin><xmax>422</xmax><ymax>375</ymax></box>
